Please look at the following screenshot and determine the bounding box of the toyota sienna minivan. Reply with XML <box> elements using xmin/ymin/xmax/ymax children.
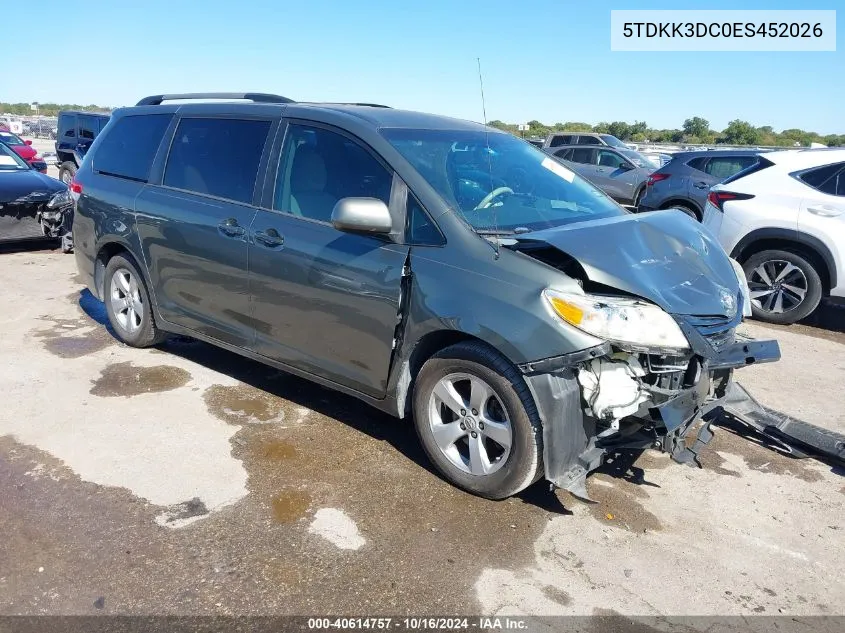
<box><xmin>72</xmin><ymin>93</ymin><xmax>780</xmax><ymax>500</ymax></box>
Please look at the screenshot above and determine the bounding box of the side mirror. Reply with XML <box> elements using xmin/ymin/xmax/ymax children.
<box><xmin>618</xmin><ymin>162</ymin><xmax>634</xmax><ymax>171</ymax></box>
<box><xmin>331</xmin><ymin>197</ymin><xmax>392</xmax><ymax>234</ymax></box>
<box><xmin>25</xmin><ymin>140</ymin><xmax>32</xmax><ymax>146</ymax></box>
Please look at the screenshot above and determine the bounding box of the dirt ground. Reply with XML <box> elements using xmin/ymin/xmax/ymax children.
<box><xmin>0</xmin><ymin>245</ymin><xmax>843</xmax><ymax>622</ymax></box>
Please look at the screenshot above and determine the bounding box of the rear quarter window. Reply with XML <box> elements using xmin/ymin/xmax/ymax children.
<box><xmin>93</xmin><ymin>114</ymin><xmax>173</xmax><ymax>182</ymax></box>
<box><xmin>798</xmin><ymin>161</ymin><xmax>845</xmax><ymax>196</ymax></box>
<box><xmin>686</xmin><ymin>157</ymin><xmax>708</xmax><ymax>173</ymax></box>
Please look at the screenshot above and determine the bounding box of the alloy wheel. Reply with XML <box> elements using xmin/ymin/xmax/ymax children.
<box><xmin>748</xmin><ymin>259</ymin><xmax>808</xmax><ymax>314</ymax></box>
<box><xmin>110</xmin><ymin>268</ymin><xmax>144</xmax><ymax>333</ymax></box>
<box><xmin>428</xmin><ymin>372</ymin><xmax>513</xmax><ymax>476</ymax></box>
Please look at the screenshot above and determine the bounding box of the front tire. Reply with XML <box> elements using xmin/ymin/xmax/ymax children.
<box><xmin>412</xmin><ymin>341</ymin><xmax>543</xmax><ymax>499</ymax></box>
<box><xmin>103</xmin><ymin>254</ymin><xmax>165</xmax><ymax>347</ymax></box>
<box><xmin>742</xmin><ymin>249</ymin><xmax>822</xmax><ymax>324</ymax></box>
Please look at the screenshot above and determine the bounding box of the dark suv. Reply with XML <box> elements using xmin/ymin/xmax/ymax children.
<box><xmin>55</xmin><ymin>110</ymin><xmax>110</xmax><ymax>184</ymax></box>
<box><xmin>638</xmin><ymin>150</ymin><xmax>765</xmax><ymax>220</ymax></box>
<box><xmin>73</xmin><ymin>93</ymin><xmax>779</xmax><ymax>500</ymax></box>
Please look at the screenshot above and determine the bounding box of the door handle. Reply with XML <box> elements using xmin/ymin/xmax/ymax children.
<box><xmin>807</xmin><ymin>205</ymin><xmax>842</xmax><ymax>217</ymax></box>
<box><xmin>217</xmin><ymin>218</ymin><xmax>245</xmax><ymax>238</ymax></box>
<box><xmin>254</xmin><ymin>228</ymin><xmax>285</xmax><ymax>248</ymax></box>
<box><xmin>693</xmin><ymin>181</ymin><xmax>709</xmax><ymax>189</ymax></box>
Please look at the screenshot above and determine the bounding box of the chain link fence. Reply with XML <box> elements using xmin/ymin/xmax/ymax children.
<box><xmin>0</xmin><ymin>114</ymin><xmax>58</xmax><ymax>139</ymax></box>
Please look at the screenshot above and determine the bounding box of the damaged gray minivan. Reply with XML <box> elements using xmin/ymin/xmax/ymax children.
<box><xmin>73</xmin><ymin>93</ymin><xmax>781</xmax><ymax>499</ymax></box>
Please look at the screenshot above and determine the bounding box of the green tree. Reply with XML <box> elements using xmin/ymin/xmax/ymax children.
<box><xmin>605</xmin><ymin>121</ymin><xmax>631</xmax><ymax>139</ymax></box>
<box><xmin>720</xmin><ymin>120</ymin><xmax>761</xmax><ymax>145</ymax></box>
<box><xmin>682</xmin><ymin>117</ymin><xmax>710</xmax><ymax>138</ymax></box>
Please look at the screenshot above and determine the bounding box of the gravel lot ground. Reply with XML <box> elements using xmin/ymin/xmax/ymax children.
<box><xmin>0</xmin><ymin>243</ymin><xmax>843</xmax><ymax>622</ymax></box>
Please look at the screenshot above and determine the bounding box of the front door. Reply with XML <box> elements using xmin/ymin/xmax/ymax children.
<box><xmin>248</xmin><ymin>122</ymin><xmax>408</xmax><ymax>397</ymax></box>
<box><xmin>595</xmin><ymin>149</ymin><xmax>637</xmax><ymax>202</ymax></box>
<box><xmin>135</xmin><ymin>116</ymin><xmax>274</xmax><ymax>347</ymax></box>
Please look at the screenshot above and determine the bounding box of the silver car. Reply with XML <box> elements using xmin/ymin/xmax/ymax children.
<box><xmin>545</xmin><ymin>145</ymin><xmax>655</xmax><ymax>207</ymax></box>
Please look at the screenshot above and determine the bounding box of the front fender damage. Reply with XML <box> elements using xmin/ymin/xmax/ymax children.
<box><xmin>523</xmin><ymin>335</ymin><xmax>781</xmax><ymax>502</ymax></box>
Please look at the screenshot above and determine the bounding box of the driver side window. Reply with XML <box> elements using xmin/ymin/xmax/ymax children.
<box><xmin>274</xmin><ymin>124</ymin><xmax>393</xmax><ymax>223</ymax></box>
<box><xmin>598</xmin><ymin>150</ymin><xmax>625</xmax><ymax>169</ymax></box>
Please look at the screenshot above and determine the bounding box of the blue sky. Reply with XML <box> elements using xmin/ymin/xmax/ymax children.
<box><xmin>5</xmin><ymin>0</ymin><xmax>842</xmax><ymax>133</ymax></box>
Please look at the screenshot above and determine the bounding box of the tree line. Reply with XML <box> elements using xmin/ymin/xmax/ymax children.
<box><xmin>488</xmin><ymin>116</ymin><xmax>845</xmax><ymax>148</ymax></box>
<box><xmin>4</xmin><ymin>102</ymin><xmax>841</xmax><ymax>147</ymax></box>
<box><xmin>1</xmin><ymin>102</ymin><xmax>112</xmax><ymax>117</ymax></box>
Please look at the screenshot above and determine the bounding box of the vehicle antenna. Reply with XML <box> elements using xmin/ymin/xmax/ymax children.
<box><xmin>477</xmin><ymin>57</ymin><xmax>500</xmax><ymax>258</ymax></box>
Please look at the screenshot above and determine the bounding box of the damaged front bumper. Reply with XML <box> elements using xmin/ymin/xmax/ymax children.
<box><xmin>521</xmin><ymin>331</ymin><xmax>781</xmax><ymax>500</ymax></box>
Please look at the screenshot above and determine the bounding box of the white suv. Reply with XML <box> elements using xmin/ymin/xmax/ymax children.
<box><xmin>703</xmin><ymin>149</ymin><xmax>844</xmax><ymax>324</ymax></box>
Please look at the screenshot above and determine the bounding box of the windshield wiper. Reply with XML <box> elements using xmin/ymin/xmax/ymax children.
<box><xmin>475</xmin><ymin>226</ymin><xmax>532</xmax><ymax>236</ymax></box>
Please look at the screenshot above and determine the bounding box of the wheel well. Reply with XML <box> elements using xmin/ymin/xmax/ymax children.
<box><xmin>658</xmin><ymin>199</ymin><xmax>700</xmax><ymax>218</ymax></box>
<box><xmin>397</xmin><ymin>330</ymin><xmax>504</xmax><ymax>418</ymax></box>
<box><xmin>734</xmin><ymin>238</ymin><xmax>831</xmax><ymax>294</ymax></box>
<box><xmin>94</xmin><ymin>242</ymin><xmax>131</xmax><ymax>298</ymax></box>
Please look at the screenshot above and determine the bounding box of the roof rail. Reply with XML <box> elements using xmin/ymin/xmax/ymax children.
<box><xmin>135</xmin><ymin>92</ymin><xmax>294</xmax><ymax>106</ymax></box>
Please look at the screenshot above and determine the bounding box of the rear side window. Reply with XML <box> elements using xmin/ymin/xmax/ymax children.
<box><xmin>704</xmin><ymin>156</ymin><xmax>758</xmax><ymax>180</ymax></box>
<box><xmin>722</xmin><ymin>157</ymin><xmax>774</xmax><ymax>185</ymax></box>
<box><xmin>164</xmin><ymin>118</ymin><xmax>272</xmax><ymax>204</ymax></box>
<box><xmin>549</xmin><ymin>134</ymin><xmax>573</xmax><ymax>147</ymax></box>
<box><xmin>554</xmin><ymin>148</ymin><xmax>573</xmax><ymax>160</ymax></box>
<box><xmin>577</xmin><ymin>135</ymin><xmax>601</xmax><ymax>145</ymax></box>
<box><xmin>799</xmin><ymin>162</ymin><xmax>845</xmax><ymax>196</ymax></box>
<box><xmin>570</xmin><ymin>148</ymin><xmax>596</xmax><ymax>164</ymax></box>
<box><xmin>94</xmin><ymin>114</ymin><xmax>173</xmax><ymax>182</ymax></box>
<box><xmin>79</xmin><ymin>115</ymin><xmax>99</xmax><ymax>141</ymax></box>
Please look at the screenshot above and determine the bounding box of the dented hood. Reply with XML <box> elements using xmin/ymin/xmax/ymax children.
<box><xmin>517</xmin><ymin>210</ymin><xmax>740</xmax><ymax>316</ymax></box>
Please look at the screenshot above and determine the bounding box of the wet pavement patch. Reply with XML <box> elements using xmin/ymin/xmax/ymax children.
<box><xmin>89</xmin><ymin>362</ymin><xmax>192</xmax><ymax>398</ymax></box>
<box><xmin>271</xmin><ymin>490</ymin><xmax>311</xmax><ymax>523</ymax></box>
<box><xmin>203</xmin><ymin>384</ymin><xmax>287</xmax><ymax>424</ymax></box>
<box><xmin>155</xmin><ymin>497</ymin><xmax>210</xmax><ymax>528</ymax></box>
<box><xmin>708</xmin><ymin>428</ymin><xmax>824</xmax><ymax>483</ymax></box>
<box><xmin>584</xmin><ymin>474</ymin><xmax>663</xmax><ymax>533</ymax></box>
<box><xmin>541</xmin><ymin>585</ymin><xmax>572</xmax><ymax>606</ymax></box>
<box><xmin>33</xmin><ymin>315</ymin><xmax>116</xmax><ymax>359</ymax></box>
<box><xmin>260</xmin><ymin>440</ymin><xmax>297</xmax><ymax>461</ymax></box>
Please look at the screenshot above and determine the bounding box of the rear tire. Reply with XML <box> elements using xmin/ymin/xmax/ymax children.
<box><xmin>664</xmin><ymin>203</ymin><xmax>699</xmax><ymax>221</ymax></box>
<box><xmin>412</xmin><ymin>341</ymin><xmax>543</xmax><ymax>500</ymax></box>
<box><xmin>103</xmin><ymin>254</ymin><xmax>165</xmax><ymax>347</ymax></box>
<box><xmin>742</xmin><ymin>249</ymin><xmax>822</xmax><ymax>324</ymax></box>
<box><xmin>58</xmin><ymin>162</ymin><xmax>77</xmax><ymax>185</ymax></box>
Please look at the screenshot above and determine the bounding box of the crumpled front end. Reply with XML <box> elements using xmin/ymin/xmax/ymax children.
<box><xmin>522</xmin><ymin>313</ymin><xmax>780</xmax><ymax>500</ymax></box>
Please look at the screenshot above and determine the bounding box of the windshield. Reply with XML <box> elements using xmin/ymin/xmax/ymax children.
<box><xmin>0</xmin><ymin>142</ymin><xmax>29</xmax><ymax>170</ymax></box>
<box><xmin>618</xmin><ymin>149</ymin><xmax>652</xmax><ymax>169</ymax></box>
<box><xmin>0</xmin><ymin>131</ymin><xmax>24</xmax><ymax>146</ymax></box>
<box><xmin>382</xmin><ymin>129</ymin><xmax>627</xmax><ymax>232</ymax></box>
<box><xmin>600</xmin><ymin>134</ymin><xmax>629</xmax><ymax>149</ymax></box>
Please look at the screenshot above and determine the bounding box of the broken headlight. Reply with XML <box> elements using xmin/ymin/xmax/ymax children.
<box><xmin>47</xmin><ymin>189</ymin><xmax>72</xmax><ymax>209</ymax></box>
<box><xmin>729</xmin><ymin>258</ymin><xmax>753</xmax><ymax>318</ymax></box>
<box><xmin>543</xmin><ymin>289</ymin><xmax>689</xmax><ymax>351</ymax></box>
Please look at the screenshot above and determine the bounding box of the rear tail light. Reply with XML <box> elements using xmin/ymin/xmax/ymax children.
<box><xmin>647</xmin><ymin>173</ymin><xmax>670</xmax><ymax>186</ymax></box>
<box><xmin>707</xmin><ymin>191</ymin><xmax>754</xmax><ymax>212</ymax></box>
<box><xmin>70</xmin><ymin>178</ymin><xmax>83</xmax><ymax>201</ymax></box>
